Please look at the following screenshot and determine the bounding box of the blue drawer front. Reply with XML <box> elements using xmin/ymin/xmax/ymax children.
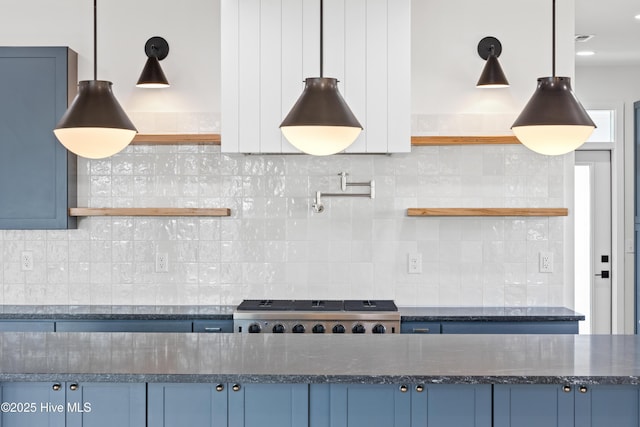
<box><xmin>55</xmin><ymin>320</ymin><xmax>192</xmax><ymax>332</ymax></box>
<box><xmin>193</xmin><ymin>320</ymin><xmax>233</xmax><ymax>333</ymax></box>
<box><xmin>441</xmin><ymin>321</ymin><xmax>579</xmax><ymax>334</ymax></box>
<box><xmin>400</xmin><ymin>322</ymin><xmax>441</xmax><ymax>334</ymax></box>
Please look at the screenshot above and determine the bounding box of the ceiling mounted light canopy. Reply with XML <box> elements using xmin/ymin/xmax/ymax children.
<box><xmin>511</xmin><ymin>0</ymin><xmax>595</xmax><ymax>156</ymax></box>
<box><xmin>54</xmin><ymin>0</ymin><xmax>136</xmax><ymax>159</ymax></box>
<box><xmin>136</xmin><ymin>36</ymin><xmax>170</xmax><ymax>88</ymax></box>
<box><xmin>280</xmin><ymin>0</ymin><xmax>362</xmax><ymax>156</ymax></box>
<box><xmin>476</xmin><ymin>36</ymin><xmax>509</xmax><ymax>88</ymax></box>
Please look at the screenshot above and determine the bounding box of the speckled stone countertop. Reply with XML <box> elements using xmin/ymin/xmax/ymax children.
<box><xmin>0</xmin><ymin>333</ymin><xmax>636</xmax><ymax>385</ymax></box>
<box><xmin>0</xmin><ymin>305</ymin><xmax>235</xmax><ymax>320</ymax></box>
<box><xmin>399</xmin><ymin>306</ymin><xmax>584</xmax><ymax>322</ymax></box>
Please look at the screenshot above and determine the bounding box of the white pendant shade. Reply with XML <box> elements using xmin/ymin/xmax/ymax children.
<box><xmin>53</xmin><ymin>127</ymin><xmax>137</xmax><ymax>159</ymax></box>
<box><xmin>512</xmin><ymin>125</ymin><xmax>594</xmax><ymax>156</ymax></box>
<box><xmin>281</xmin><ymin>125</ymin><xmax>361</xmax><ymax>156</ymax></box>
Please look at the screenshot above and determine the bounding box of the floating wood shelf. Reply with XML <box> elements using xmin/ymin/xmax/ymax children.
<box><xmin>69</xmin><ymin>208</ymin><xmax>231</xmax><ymax>217</ymax></box>
<box><xmin>410</xmin><ymin>136</ymin><xmax>520</xmax><ymax>146</ymax></box>
<box><xmin>407</xmin><ymin>208</ymin><xmax>568</xmax><ymax>217</ymax></box>
<box><xmin>130</xmin><ymin>134</ymin><xmax>519</xmax><ymax>147</ymax></box>
<box><xmin>131</xmin><ymin>134</ymin><xmax>221</xmax><ymax>145</ymax></box>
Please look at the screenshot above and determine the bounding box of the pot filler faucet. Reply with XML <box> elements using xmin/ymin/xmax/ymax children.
<box><xmin>312</xmin><ymin>172</ymin><xmax>375</xmax><ymax>213</ymax></box>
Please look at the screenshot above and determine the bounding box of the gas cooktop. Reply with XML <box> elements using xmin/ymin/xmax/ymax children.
<box><xmin>235</xmin><ymin>299</ymin><xmax>398</xmax><ymax>312</ymax></box>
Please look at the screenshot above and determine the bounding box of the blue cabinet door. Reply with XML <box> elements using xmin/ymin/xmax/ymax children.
<box><xmin>66</xmin><ymin>383</ymin><xmax>145</xmax><ymax>427</ymax></box>
<box><xmin>574</xmin><ymin>384</ymin><xmax>640</xmax><ymax>427</ymax></box>
<box><xmin>148</xmin><ymin>383</ymin><xmax>228</xmax><ymax>427</ymax></box>
<box><xmin>0</xmin><ymin>382</ymin><xmax>66</xmax><ymax>427</ymax></box>
<box><xmin>494</xmin><ymin>384</ymin><xmax>574</xmax><ymax>427</ymax></box>
<box><xmin>228</xmin><ymin>383</ymin><xmax>309</xmax><ymax>427</ymax></box>
<box><xmin>411</xmin><ymin>384</ymin><xmax>491</xmax><ymax>427</ymax></box>
<box><xmin>310</xmin><ymin>384</ymin><xmax>410</xmax><ymax>427</ymax></box>
<box><xmin>0</xmin><ymin>47</ymin><xmax>76</xmax><ymax>229</ymax></box>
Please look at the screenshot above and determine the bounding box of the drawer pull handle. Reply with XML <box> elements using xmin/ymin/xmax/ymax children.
<box><xmin>232</xmin><ymin>384</ymin><xmax>241</xmax><ymax>392</ymax></box>
<box><xmin>52</xmin><ymin>384</ymin><xmax>61</xmax><ymax>391</ymax></box>
<box><xmin>399</xmin><ymin>385</ymin><xmax>408</xmax><ymax>393</ymax></box>
<box><xmin>415</xmin><ymin>385</ymin><xmax>424</xmax><ymax>392</ymax></box>
<box><xmin>69</xmin><ymin>384</ymin><xmax>78</xmax><ymax>391</ymax></box>
<box><xmin>413</xmin><ymin>328</ymin><xmax>431</xmax><ymax>333</ymax></box>
<box><xmin>563</xmin><ymin>385</ymin><xmax>571</xmax><ymax>393</ymax></box>
<box><xmin>215</xmin><ymin>384</ymin><xmax>224</xmax><ymax>392</ymax></box>
<box><xmin>204</xmin><ymin>327</ymin><xmax>222</xmax><ymax>332</ymax></box>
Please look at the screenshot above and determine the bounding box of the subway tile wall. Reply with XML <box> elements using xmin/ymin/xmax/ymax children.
<box><xmin>0</xmin><ymin>113</ymin><xmax>569</xmax><ymax>306</ymax></box>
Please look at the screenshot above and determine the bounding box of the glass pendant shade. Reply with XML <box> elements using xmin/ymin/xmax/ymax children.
<box><xmin>512</xmin><ymin>76</ymin><xmax>595</xmax><ymax>155</ymax></box>
<box><xmin>136</xmin><ymin>56</ymin><xmax>169</xmax><ymax>88</ymax></box>
<box><xmin>54</xmin><ymin>80</ymin><xmax>137</xmax><ymax>159</ymax></box>
<box><xmin>476</xmin><ymin>54</ymin><xmax>509</xmax><ymax>88</ymax></box>
<box><xmin>280</xmin><ymin>77</ymin><xmax>362</xmax><ymax>156</ymax></box>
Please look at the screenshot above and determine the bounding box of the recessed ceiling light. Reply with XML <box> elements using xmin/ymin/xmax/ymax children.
<box><xmin>635</xmin><ymin>14</ymin><xmax>640</xmax><ymax>20</ymax></box>
<box><xmin>576</xmin><ymin>50</ymin><xmax>595</xmax><ymax>56</ymax></box>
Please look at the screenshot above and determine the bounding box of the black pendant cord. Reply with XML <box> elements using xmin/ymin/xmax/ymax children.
<box><xmin>319</xmin><ymin>0</ymin><xmax>324</xmax><ymax>78</ymax></box>
<box><xmin>552</xmin><ymin>0</ymin><xmax>556</xmax><ymax>77</ymax></box>
<box><xmin>93</xmin><ymin>0</ymin><xmax>97</xmax><ymax>80</ymax></box>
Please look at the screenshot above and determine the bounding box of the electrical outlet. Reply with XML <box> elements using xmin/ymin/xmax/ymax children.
<box><xmin>21</xmin><ymin>251</ymin><xmax>33</xmax><ymax>271</ymax></box>
<box><xmin>408</xmin><ymin>253</ymin><xmax>422</xmax><ymax>274</ymax></box>
<box><xmin>156</xmin><ymin>253</ymin><xmax>169</xmax><ymax>273</ymax></box>
<box><xmin>539</xmin><ymin>251</ymin><xmax>553</xmax><ymax>273</ymax></box>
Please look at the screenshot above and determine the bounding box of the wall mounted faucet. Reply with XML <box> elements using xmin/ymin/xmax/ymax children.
<box><xmin>312</xmin><ymin>172</ymin><xmax>375</xmax><ymax>213</ymax></box>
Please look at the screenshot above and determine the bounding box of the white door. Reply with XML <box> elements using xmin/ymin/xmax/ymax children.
<box><xmin>575</xmin><ymin>151</ymin><xmax>612</xmax><ymax>334</ymax></box>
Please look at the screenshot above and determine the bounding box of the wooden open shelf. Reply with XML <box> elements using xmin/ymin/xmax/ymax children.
<box><xmin>69</xmin><ymin>208</ymin><xmax>231</xmax><ymax>217</ymax></box>
<box><xmin>410</xmin><ymin>136</ymin><xmax>520</xmax><ymax>146</ymax></box>
<box><xmin>407</xmin><ymin>208</ymin><xmax>568</xmax><ymax>217</ymax></box>
<box><xmin>131</xmin><ymin>134</ymin><xmax>221</xmax><ymax>145</ymax></box>
<box><xmin>131</xmin><ymin>134</ymin><xmax>520</xmax><ymax>146</ymax></box>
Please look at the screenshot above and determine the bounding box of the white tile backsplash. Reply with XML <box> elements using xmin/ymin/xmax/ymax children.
<box><xmin>0</xmin><ymin>115</ymin><xmax>570</xmax><ymax>306</ymax></box>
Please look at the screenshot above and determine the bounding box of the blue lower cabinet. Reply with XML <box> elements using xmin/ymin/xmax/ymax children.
<box><xmin>494</xmin><ymin>384</ymin><xmax>575</xmax><ymax>427</ymax></box>
<box><xmin>574</xmin><ymin>384</ymin><xmax>640</xmax><ymax>427</ymax></box>
<box><xmin>440</xmin><ymin>321</ymin><xmax>579</xmax><ymax>334</ymax></box>
<box><xmin>310</xmin><ymin>383</ymin><xmax>488</xmax><ymax>427</ymax></box>
<box><xmin>0</xmin><ymin>382</ymin><xmax>144</xmax><ymax>427</ymax></box>
<box><xmin>228</xmin><ymin>383</ymin><xmax>309</xmax><ymax>427</ymax></box>
<box><xmin>148</xmin><ymin>383</ymin><xmax>228</xmax><ymax>427</ymax></box>
<box><xmin>55</xmin><ymin>320</ymin><xmax>193</xmax><ymax>333</ymax></box>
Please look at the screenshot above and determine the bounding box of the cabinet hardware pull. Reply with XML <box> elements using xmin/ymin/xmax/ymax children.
<box><xmin>579</xmin><ymin>386</ymin><xmax>588</xmax><ymax>393</ymax></box>
<box><xmin>232</xmin><ymin>384</ymin><xmax>241</xmax><ymax>392</ymax></box>
<box><xmin>204</xmin><ymin>327</ymin><xmax>222</xmax><ymax>332</ymax></box>
<box><xmin>69</xmin><ymin>384</ymin><xmax>78</xmax><ymax>391</ymax></box>
<box><xmin>563</xmin><ymin>385</ymin><xmax>571</xmax><ymax>393</ymax></box>
<box><xmin>52</xmin><ymin>384</ymin><xmax>61</xmax><ymax>391</ymax></box>
<box><xmin>413</xmin><ymin>328</ymin><xmax>430</xmax><ymax>333</ymax></box>
<box><xmin>399</xmin><ymin>385</ymin><xmax>408</xmax><ymax>393</ymax></box>
<box><xmin>215</xmin><ymin>384</ymin><xmax>224</xmax><ymax>392</ymax></box>
<box><xmin>415</xmin><ymin>385</ymin><xmax>424</xmax><ymax>392</ymax></box>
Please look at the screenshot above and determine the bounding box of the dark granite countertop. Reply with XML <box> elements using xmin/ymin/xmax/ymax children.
<box><xmin>399</xmin><ymin>306</ymin><xmax>584</xmax><ymax>322</ymax></box>
<box><xmin>0</xmin><ymin>333</ymin><xmax>636</xmax><ymax>385</ymax></box>
<box><xmin>0</xmin><ymin>305</ymin><xmax>235</xmax><ymax>320</ymax></box>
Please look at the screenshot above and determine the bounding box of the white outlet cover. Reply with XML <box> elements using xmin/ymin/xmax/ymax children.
<box><xmin>539</xmin><ymin>251</ymin><xmax>553</xmax><ymax>273</ymax></box>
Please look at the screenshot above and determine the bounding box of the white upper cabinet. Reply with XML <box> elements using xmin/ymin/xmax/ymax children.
<box><xmin>221</xmin><ymin>0</ymin><xmax>411</xmax><ymax>154</ymax></box>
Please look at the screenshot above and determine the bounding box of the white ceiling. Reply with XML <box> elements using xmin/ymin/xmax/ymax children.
<box><xmin>575</xmin><ymin>0</ymin><xmax>640</xmax><ymax>66</ymax></box>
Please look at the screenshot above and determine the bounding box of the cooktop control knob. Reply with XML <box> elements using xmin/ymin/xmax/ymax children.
<box><xmin>312</xmin><ymin>324</ymin><xmax>326</xmax><ymax>334</ymax></box>
<box><xmin>292</xmin><ymin>324</ymin><xmax>306</xmax><ymax>333</ymax></box>
<box><xmin>332</xmin><ymin>324</ymin><xmax>346</xmax><ymax>334</ymax></box>
<box><xmin>352</xmin><ymin>324</ymin><xmax>366</xmax><ymax>334</ymax></box>
<box><xmin>272</xmin><ymin>324</ymin><xmax>285</xmax><ymax>333</ymax></box>
<box><xmin>372</xmin><ymin>324</ymin><xmax>386</xmax><ymax>334</ymax></box>
<box><xmin>248</xmin><ymin>323</ymin><xmax>261</xmax><ymax>333</ymax></box>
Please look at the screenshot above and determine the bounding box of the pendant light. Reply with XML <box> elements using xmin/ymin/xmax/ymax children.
<box><xmin>54</xmin><ymin>0</ymin><xmax>137</xmax><ymax>159</ymax></box>
<box><xmin>476</xmin><ymin>37</ymin><xmax>509</xmax><ymax>88</ymax></box>
<box><xmin>280</xmin><ymin>0</ymin><xmax>362</xmax><ymax>156</ymax></box>
<box><xmin>511</xmin><ymin>0</ymin><xmax>595</xmax><ymax>156</ymax></box>
<box><xmin>136</xmin><ymin>37</ymin><xmax>170</xmax><ymax>88</ymax></box>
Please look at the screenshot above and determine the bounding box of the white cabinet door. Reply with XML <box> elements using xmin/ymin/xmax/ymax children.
<box><xmin>221</xmin><ymin>0</ymin><xmax>410</xmax><ymax>154</ymax></box>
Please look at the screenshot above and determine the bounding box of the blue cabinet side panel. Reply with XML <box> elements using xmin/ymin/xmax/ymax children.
<box><xmin>493</xmin><ymin>385</ymin><xmax>574</xmax><ymax>427</ymax></box>
<box><xmin>575</xmin><ymin>385</ymin><xmax>640</xmax><ymax>427</ymax></box>
<box><xmin>148</xmin><ymin>383</ymin><xmax>228</xmax><ymax>427</ymax></box>
<box><xmin>0</xmin><ymin>47</ymin><xmax>76</xmax><ymax>229</ymax></box>
<box><xmin>441</xmin><ymin>321</ymin><xmax>578</xmax><ymax>334</ymax></box>
<box><xmin>66</xmin><ymin>383</ymin><xmax>145</xmax><ymax>427</ymax></box>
